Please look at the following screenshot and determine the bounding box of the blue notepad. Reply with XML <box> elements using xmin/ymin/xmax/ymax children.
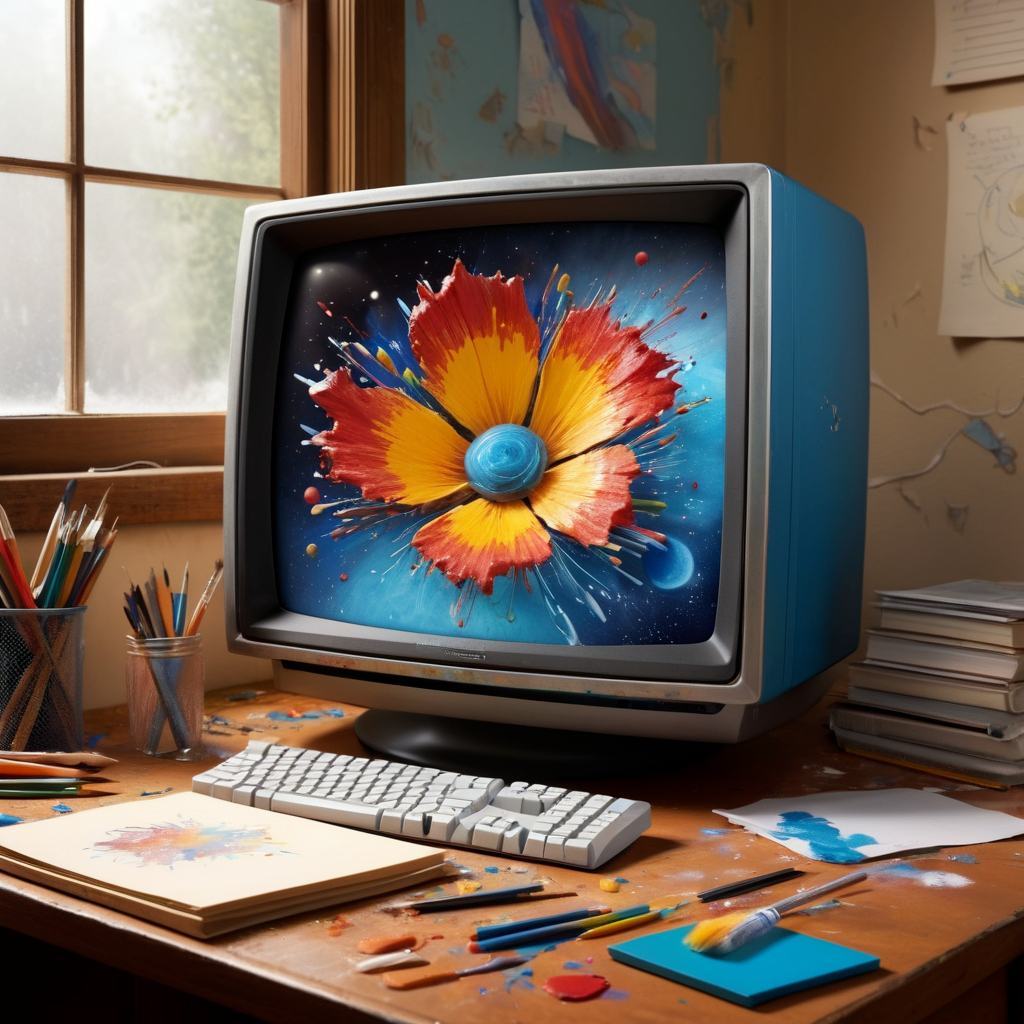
<box><xmin>608</xmin><ymin>924</ymin><xmax>879</xmax><ymax>1008</ymax></box>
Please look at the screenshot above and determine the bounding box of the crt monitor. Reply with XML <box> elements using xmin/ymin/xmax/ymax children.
<box><xmin>225</xmin><ymin>164</ymin><xmax>868</xmax><ymax>771</ymax></box>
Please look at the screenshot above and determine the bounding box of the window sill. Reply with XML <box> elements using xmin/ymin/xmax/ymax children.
<box><xmin>0</xmin><ymin>467</ymin><xmax>224</xmax><ymax>532</ymax></box>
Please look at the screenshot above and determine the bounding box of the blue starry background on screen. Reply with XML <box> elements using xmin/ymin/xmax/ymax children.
<box><xmin>271</xmin><ymin>220</ymin><xmax>727</xmax><ymax>647</ymax></box>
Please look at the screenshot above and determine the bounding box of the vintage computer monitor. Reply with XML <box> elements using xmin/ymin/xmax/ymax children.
<box><xmin>224</xmin><ymin>164</ymin><xmax>868</xmax><ymax>774</ymax></box>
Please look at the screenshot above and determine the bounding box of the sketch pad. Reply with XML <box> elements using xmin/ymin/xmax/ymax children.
<box><xmin>608</xmin><ymin>924</ymin><xmax>879</xmax><ymax>1007</ymax></box>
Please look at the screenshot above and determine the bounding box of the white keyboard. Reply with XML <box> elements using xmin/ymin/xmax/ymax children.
<box><xmin>192</xmin><ymin>740</ymin><xmax>651</xmax><ymax>869</ymax></box>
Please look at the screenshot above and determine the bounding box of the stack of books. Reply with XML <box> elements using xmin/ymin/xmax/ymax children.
<box><xmin>830</xmin><ymin>580</ymin><xmax>1024</xmax><ymax>786</ymax></box>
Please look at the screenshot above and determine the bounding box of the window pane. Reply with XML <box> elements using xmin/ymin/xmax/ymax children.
<box><xmin>0</xmin><ymin>173</ymin><xmax>66</xmax><ymax>415</ymax></box>
<box><xmin>84</xmin><ymin>0</ymin><xmax>280</xmax><ymax>186</ymax></box>
<box><xmin>0</xmin><ymin>0</ymin><xmax>66</xmax><ymax>162</ymax></box>
<box><xmin>85</xmin><ymin>183</ymin><xmax>251</xmax><ymax>413</ymax></box>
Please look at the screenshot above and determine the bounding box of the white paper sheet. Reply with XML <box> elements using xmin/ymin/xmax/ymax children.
<box><xmin>939</xmin><ymin>107</ymin><xmax>1024</xmax><ymax>338</ymax></box>
<box><xmin>714</xmin><ymin>788</ymin><xmax>1024</xmax><ymax>863</ymax></box>
<box><xmin>933</xmin><ymin>0</ymin><xmax>1024</xmax><ymax>87</ymax></box>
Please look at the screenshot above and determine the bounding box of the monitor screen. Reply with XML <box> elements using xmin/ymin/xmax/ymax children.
<box><xmin>273</xmin><ymin>220</ymin><xmax>728</xmax><ymax>656</ymax></box>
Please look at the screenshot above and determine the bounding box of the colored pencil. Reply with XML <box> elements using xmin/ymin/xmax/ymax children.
<box><xmin>468</xmin><ymin>904</ymin><xmax>650</xmax><ymax>953</ymax></box>
<box><xmin>472</xmin><ymin>905</ymin><xmax>611</xmax><ymax>941</ymax></box>
<box><xmin>577</xmin><ymin>909</ymin><xmax>662</xmax><ymax>939</ymax></box>
<box><xmin>394</xmin><ymin>882</ymin><xmax>544</xmax><ymax>911</ymax></box>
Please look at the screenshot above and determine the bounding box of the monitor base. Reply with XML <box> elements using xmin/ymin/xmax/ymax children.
<box><xmin>352</xmin><ymin>708</ymin><xmax>715</xmax><ymax>780</ymax></box>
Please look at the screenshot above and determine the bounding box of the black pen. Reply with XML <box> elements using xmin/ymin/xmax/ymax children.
<box><xmin>696</xmin><ymin>867</ymin><xmax>805</xmax><ymax>902</ymax></box>
<box><xmin>394</xmin><ymin>882</ymin><xmax>545</xmax><ymax>911</ymax></box>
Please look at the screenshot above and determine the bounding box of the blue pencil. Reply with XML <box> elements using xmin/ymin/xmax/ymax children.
<box><xmin>473</xmin><ymin>905</ymin><xmax>612</xmax><ymax>942</ymax></box>
<box><xmin>468</xmin><ymin>904</ymin><xmax>651</xmax><ymax>953</ymax></box>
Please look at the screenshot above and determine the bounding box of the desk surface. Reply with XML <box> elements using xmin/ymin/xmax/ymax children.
<box><xmin>0</xmin><ymin>684</ymin><xmax>1022</xmax><ymax>1024</ymax></box>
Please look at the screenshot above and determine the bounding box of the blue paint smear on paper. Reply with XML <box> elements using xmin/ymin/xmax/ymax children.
<box><xmin>51</xmin><ymin>803</ymin><xmax>73</xmax><ymax>814</ymax></box>
<box><xmin>769</xmin><ymin>811</ymin><xmax>878</xmax><ymax>863</ymax></box>
<box><xmin>948</xmin><ymin>853</ymin><xmax>978</xmax><ymax>864</ymax></box>
<box><xmin>0</xmin><ymin>814</ymin><xmax>22</xmax><ymax>826</ymax></box>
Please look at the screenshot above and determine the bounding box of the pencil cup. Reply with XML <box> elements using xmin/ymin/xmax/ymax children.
<box><xmin>0</xmin><ymin>607</ymin><xmax>85</xmax><ymax>752</ymax></box>
<box><xmin>126</xmin><ymin>634</ymin><xmax>204</xmax><ymax>759</ymax></box>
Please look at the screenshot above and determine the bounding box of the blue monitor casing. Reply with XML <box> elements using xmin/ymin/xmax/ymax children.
<box><xmin>225</xmin><ymin>164</ymin><xmax>868</xmax><ymax>750</ymax></box>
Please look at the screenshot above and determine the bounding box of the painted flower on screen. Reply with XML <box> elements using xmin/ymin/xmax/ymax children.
<box><xmin>310</xmin><ymin>260</ymin><xmax>679</xmax><ymax>595</ymax></box>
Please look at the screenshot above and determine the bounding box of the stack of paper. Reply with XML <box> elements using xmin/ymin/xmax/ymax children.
<box><xmin>834</xmin><ymin>580</ymin><xmax>1024</xmax><ymax>785</ymax></box>
<box><xmin>0</xmin><ymin>791</ymin><xmax>451</xmax><ymax>937</ymax></box>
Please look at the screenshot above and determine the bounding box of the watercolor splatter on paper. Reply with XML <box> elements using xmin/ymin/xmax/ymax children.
<box><xmin>715</xmin><ymin>789</ymin><xmax>1024</xmax><ymax>863</ymax></box>
<box><xmin>89</xmin><ymin>819</ymin><xmax>287</xmax><ymax>868</ymax></box>
<box><xmin>274</xmin><ymin>220</ymin><xmax>726</xmax><ymax>648</ymax></box>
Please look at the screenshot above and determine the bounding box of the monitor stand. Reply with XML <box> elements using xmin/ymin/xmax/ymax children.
<box><xmin>352</xmin><ymin>708</ymin><xmax>714</xmax><ymax>780</ymax></box>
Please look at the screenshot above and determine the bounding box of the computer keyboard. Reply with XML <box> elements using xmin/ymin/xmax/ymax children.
<box><xmin>192</xmin><ymin>740</ymin><xmax>651</xmax><ymax>869</ymax></box>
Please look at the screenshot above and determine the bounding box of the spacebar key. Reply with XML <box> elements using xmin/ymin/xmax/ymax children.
<box><xmin>270</xmin><ymin>791</ymin><xmax>383</xmax><ymax>829</ymax></box>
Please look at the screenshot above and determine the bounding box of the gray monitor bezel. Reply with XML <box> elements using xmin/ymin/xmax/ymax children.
<box><xmin>227</xmin><ymin>171</ymin><xmax>753</xmax><ymax>689</ymax></box>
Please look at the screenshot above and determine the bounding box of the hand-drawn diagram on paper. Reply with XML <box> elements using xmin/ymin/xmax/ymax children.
<box><xmin>940</xmin><ymin>108</ymin><xmax>1024</xmax><ymax>338</ymax></box>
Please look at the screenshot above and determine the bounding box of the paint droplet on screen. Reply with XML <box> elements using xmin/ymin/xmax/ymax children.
<box><xmin>438</xmin><ymin>33</ymin><xmax>455</xmax><ymax>48</ymax></box>
<box><xmin>557</xmin><ymin>273</ymin><xmax>570</xmax><ymax>293</ymax></box>
<box><xmin>599</xmin><ymin>877</ymin><xmax>620</xmax><ymax>892</ymax></box>
<box><xmin>635</xmin><ymin>251</ymin><xmax>648</xmax><ymax>266</ymax></box>
<box><xmin>340</xmin><ymin>573</ymin><xmax>348</xmax><ymax>581</ymax></box>
<box><xmin>543</xmin><ymin>974</ymin><xmax>610</xmax><ymax>1001</ymax></box>
<box><xmin>692</xmin><ymin>481</ymin><xmax>698</xmax><ymax>490</ymax></box>
<box><xmin>306</xmin><ymin>543</ymin><xmax>318</xmax><ymax>557</ymax></box>
<box><xmin>316</xmin><ymin>301</ymin><xmax>333</xmax><ymax>317</ymax></box>
<box><xmin>304</xmin><ymin>486</ymin><xmax>320</xmax><ymax>504</ymax></box>
<box><xmin>458</xmin><ymin>619</ymin><xmax>464</xmax><ymax>628</ymax></box>
<box><xmin>700</xmin><ymin>311</ymin><xmax>707</xmax><ymax>319</ymax></box>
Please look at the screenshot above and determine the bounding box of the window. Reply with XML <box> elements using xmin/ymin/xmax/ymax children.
<box><xmin>0</xmin><ymin>0</ymin><xmax>403</xmax><ymax>529</ymax></box>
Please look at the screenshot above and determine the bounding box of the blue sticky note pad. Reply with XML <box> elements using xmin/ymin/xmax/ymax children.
<box><xmin>608</xmin><ymin>924</ymin><xmax>879</xmax><ymax>1008</ymax></box>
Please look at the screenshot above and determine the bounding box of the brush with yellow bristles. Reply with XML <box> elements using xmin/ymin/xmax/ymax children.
<box><xmin>684</xmin><ymin>870</ymin><xmax>867</xmax><ymax>956</ymax></box>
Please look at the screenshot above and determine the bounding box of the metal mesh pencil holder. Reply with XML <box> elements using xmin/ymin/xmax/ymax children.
<box><xmin>0</xmin><ymin>607</ymin><xmax>85</xmax><ymax>752</ymax></box>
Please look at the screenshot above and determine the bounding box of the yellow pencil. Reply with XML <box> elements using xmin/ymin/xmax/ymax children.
<box><xmin>576</xmin><ymin>909</ymin><xmax>662</xmax><ymax>939</ymax></box>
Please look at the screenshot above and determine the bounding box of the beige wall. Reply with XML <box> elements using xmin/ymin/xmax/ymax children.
<box><xmin>722</xmin><ymin>0</ymin><xmax>1024</xmax><ymax>653</ymax></box>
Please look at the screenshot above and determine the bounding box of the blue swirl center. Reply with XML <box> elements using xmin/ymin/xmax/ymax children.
<box><xmin>464</xmin><ymin>424</ymin><xmax>548</xmax><ymax>502</ymax></box>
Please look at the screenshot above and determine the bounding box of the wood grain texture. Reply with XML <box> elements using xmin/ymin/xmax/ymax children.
<box><xmin>0</xmin><ymin>414</ymin><xmax>226</xmax><ymax>475</ymax></box>
<box><xmin>0</xmin><ymin>686</ymin><xmax>1021</xmax><ymax>1023</ymax></box>
<box><xmin>0</xmin><ymin>467</ymin><xmax>222</xmax><ymax>531</ymax></box>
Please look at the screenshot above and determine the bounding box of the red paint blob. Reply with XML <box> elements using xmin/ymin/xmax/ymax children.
<box><xmin>692</xmin><ymin>481</ymin><xmax>699</xmax><ymax>490</ymax></box>
<box><xmin>543</xmin><ymin>974</ymin><xmax>610</xmax><ymax>1001</ymax></box>
<box><xmin>303</xmin><ymin>486</ymin><xmax>320</xmax><ymax>504</ymax></box>
<box><xmin>457</xmin><ymin>620</ymin><xmax>464</xmax><ymax>628</ymax></box>
<box><xmin>340</xmin><ymin>573</ymin><xmax>348</xmax><ymax>582</ymax></box>
<box><xmin>634</xmin><ymin>251</ymin><xmax>648</xmax><ymax>266</ymax></box>
<box><xmin>700</xmin><ymin>311</ymin><xmax>708</xmax><ymax>319</ymax></box>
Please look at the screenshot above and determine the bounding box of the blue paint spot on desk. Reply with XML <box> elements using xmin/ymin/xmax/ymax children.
<box><xmin>51</xmin><ymin>803</ymin><xmax>73</xmax><ymax>814</ymax></box>
<box><xmin>0</xmin><ymin>814</ymin><xmax>22</xmax><ymax>827</ymax></box>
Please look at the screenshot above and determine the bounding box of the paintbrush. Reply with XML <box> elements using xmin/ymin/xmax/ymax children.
<box><xmin>683</xmin><ymin>870</ymin><xmax>867</xmax><ymax>956</ymax></box>
<box><xmin>382</xmin><ymin>954</ymin><xmax>528</xmax><ymax>990</ymax></box>
<box><xmin>184</xmin><ymin>558</ymin><xmax>223</xmax><ymax>636</ymax></box>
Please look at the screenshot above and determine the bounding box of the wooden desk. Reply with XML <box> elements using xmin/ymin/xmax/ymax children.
<box><xmin>0</xmin><ymin>685</ymin><xmax>1022</xmax><ymax>1024</ymax></box>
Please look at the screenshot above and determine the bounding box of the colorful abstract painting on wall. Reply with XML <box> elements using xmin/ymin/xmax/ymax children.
<box><xmin>273</xmin><ymin>220</ymin><xmax>727</xmax><ymax>647</ymax></box>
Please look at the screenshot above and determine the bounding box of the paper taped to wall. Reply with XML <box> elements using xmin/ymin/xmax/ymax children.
<box><xmin>933</xmin><ymin>0</ymin><xmax>1024</xmax><ymax>87</ymax></box>
<box><xmin>940</xmin><ymin>108</ymin><xmax>1024</xmax><ymax>338</ymax></box>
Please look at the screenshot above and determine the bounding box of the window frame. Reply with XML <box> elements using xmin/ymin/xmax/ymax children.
<box><xmin>0</xmin><ymin>0</ymin><xmax>404</xmax><ymax>531</ymax></box>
